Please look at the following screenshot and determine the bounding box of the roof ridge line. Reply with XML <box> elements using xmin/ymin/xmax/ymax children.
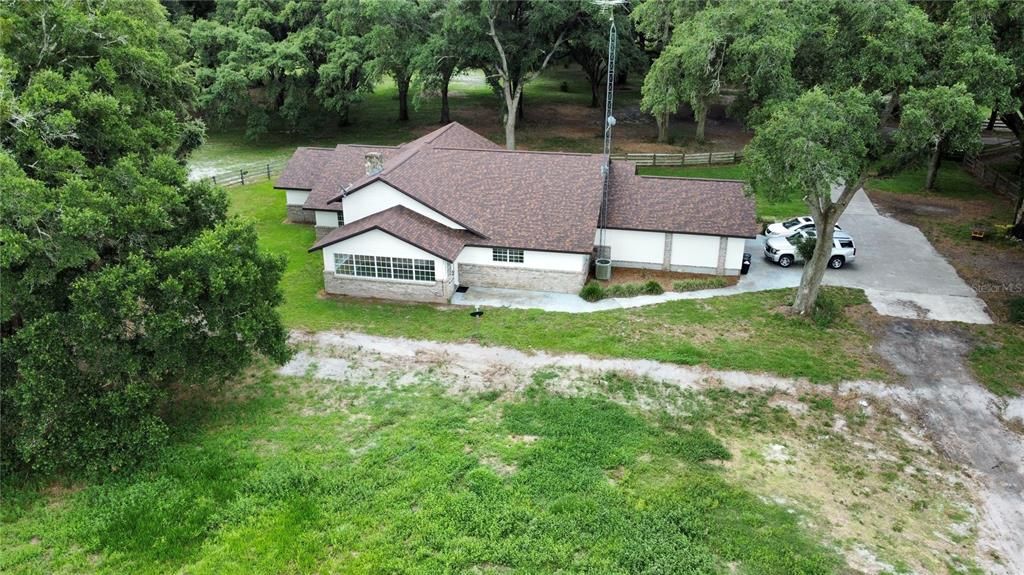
<box><xmin>432</xmin><ymin>146</ymin><xmax>595</xmax><ymax>157</ymax></box>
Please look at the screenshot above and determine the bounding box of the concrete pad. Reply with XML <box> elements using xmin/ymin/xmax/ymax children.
<box><xmin>864</xmin><ymin>289</ymin><xmax>993</xmax><ymax>324</ymax></box>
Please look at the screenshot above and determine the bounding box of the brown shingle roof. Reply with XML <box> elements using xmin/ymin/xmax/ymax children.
<box><xmin>275</xmin><ymin>147</ymin><xmax>336</xmax><ymax>190</ymax></box>
<box><xmin>378</xmin><ymin>147</ymin><xmax>605</xmax><ymax>253</ymax></box>
<box><xmin>309</xmin><ymin>205</ymin><xmax>476</xmax><ymax>262</ymax></box>
<box><xmin>302</xmin><ymin>145</ymin><xmax>397</xmax><ymax>211</ymax></box>
<box><xmin>606</xmin><ymin>164</ymin><xmax>758</xmax><ymax>238</ymax></box>
<box><xmin>285</xmin><ymin>123</ymin><xmax>757</xmax><ymax>255</ymax></box>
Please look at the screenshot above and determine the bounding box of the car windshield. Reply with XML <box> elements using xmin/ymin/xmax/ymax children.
<box><xmin>782</xmin><ymin>218</ymin><xmax>803</xmax><ymax>229</ymax></box>
<box><xmin>801</xmin><ymin>230</ymin><xmax>817</xmax><ymax>239</ymax></box>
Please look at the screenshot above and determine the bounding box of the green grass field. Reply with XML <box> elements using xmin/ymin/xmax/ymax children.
<box><xmin>222</xmin><ymin>181</ymin><xmax>887</xmax><ymax>385</ymax></box>
<box><xmin>867</xmin><ymin>164</ymin><xmax>996</xmax><ymax>199</ymax></box>
<box><xmin>1</xmin><ymin>364</ymin><xmax>843</xmax><ymax>574</ymax></box>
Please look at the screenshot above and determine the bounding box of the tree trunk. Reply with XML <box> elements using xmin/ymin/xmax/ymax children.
<box><xmin>924</xmin><ymin>140</ymin><xmax>942</xmax><ymax>191</ymax></box>
<box><xmin>591</xmin><ymin>80</ymin><xmax>600</xmax><ymax>108</ymax></box>
<box><xmin>503</xmin><ymin>85</ymin><xmax>522</xmax><ymax>150</ymax></box>
<box><xmin>517</xmin><ymin>90</ymin><xmax>524</xmax><ymax>120</ymax></box>
<box><xmin>792</xmin><ymin>179</ymin><xmax>863</xmax><ymax>315</ymax></box>
<box><xmin>440</xmin><ymin>70</ymin><xmax>452</xmax><ymax>124</ymax></box>
<box><xmin>695</xmin><ymin>103</ymin><xmax>708</xmax><ymax>143</ymax></box>
<box><xmin>397</xmin><ymin>73</ymin><xmax>410</xmax><ymax>122</ymax></box>
<box><xmin>655</xmin><ymin>111</ymin><xmax>669</xmax><ymax>143</ymax></box>
<box><xmin>986</xmin><ymin>109</ymin><xmax>998</xmax><ymax>131</ymax></box>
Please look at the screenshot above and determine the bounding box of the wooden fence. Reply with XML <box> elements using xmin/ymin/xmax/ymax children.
<box><xmin>608</xmin><ymin>150</ymin><xmax>744</xmax><ymax>167</ymax></box>
<box><xmin>194</xmin><ymin>159</ymin><xmax>288</xmax><ymax>188</ymax></box>
<box><xmin>963</xmin><ymin>154</ymin><xmax>1021</xmax><ymax>201</ymax></box>
<box><xmin>980</xmin><ymin>118</ymin><xmax>1013</xmax><ymax>133</ymax></box>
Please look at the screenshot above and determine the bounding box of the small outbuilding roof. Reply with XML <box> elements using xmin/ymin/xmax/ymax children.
<box><xmin>309</xmin><ymin>205</ymin><xmax>476</xmax><ymax>262</ymax></box>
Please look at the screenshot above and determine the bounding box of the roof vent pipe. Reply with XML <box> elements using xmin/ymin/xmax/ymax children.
<box><xmin>365</xmin><ymin>152</ymin><xmax>384</xmax><ymax>176</ymax></box>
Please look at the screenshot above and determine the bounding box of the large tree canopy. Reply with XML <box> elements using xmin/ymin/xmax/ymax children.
<box><xmin>1</xmin><ymin>0</ymin><xmax>289</xmax><ymax>475</ymax></box>
<box><xmin>188</xmin><ymin>0</ymin><xmax>371</xmax><ymax>138</ymax></box>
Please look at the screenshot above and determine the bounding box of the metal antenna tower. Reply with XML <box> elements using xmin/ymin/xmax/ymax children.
<box><xmin>596</xmin><ymin>0</ymin><xmax>621</xmax><ymax>253</ymax></box>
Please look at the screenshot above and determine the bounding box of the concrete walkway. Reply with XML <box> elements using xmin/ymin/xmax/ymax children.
<box><xmin>452</xmin><ymin>190</ymin><xmax>992</xmax><ymax>323</ymax></box>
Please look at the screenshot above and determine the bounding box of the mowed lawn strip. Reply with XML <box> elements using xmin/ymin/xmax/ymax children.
<box><xmin>228</xmin><ymin>181</ymin><xmax>888</xmax><ymax>384</ymax></box>
<box><xmin>1</xmin><ymin>370</ymin><xmax>840</xmax><ymax>574</ymax></box>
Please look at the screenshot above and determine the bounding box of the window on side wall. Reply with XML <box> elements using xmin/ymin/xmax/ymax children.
<box><xmin>335</xmin><ymin>252</ymin><xmax>434</xmax><ymax>282</ymax></box>
<box><xmin>492</xmin><ymin>247</ymin><xmax>524</xmax><ymax>263</ymax></box>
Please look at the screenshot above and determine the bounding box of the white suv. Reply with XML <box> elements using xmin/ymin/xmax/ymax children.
<box><xmin>765</xmin><ymin>216</ymin><xmax>842</xmax><ymax>238</ymax></box>
<box><xmin>764</xmin><ymin>229</ymin><xmax>857</xmax><ymax>269</ymax></box>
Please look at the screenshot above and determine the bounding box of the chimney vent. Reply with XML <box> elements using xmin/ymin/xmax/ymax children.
<box><xmin>365</xmin><ymin>152</ymin><xmax>384</xmax><ymax>176</ymax></box>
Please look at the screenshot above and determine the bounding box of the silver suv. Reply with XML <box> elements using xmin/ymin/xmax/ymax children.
<box><xmin>764</xmin><ymin>229</ymin><xmax>857</xmax><ymax>269</ymax></box>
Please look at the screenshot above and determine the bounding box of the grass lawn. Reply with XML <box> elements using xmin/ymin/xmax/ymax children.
<box><xmin>867</xmin><ymin>164</ymin><xmax>996</xmax><ymax>200</ymax></box>
<box><xmin>225</xmin><ymin>181</ymin><xmax>888</xmax><ymax>385</ymax></box>
<box><xmin>0</xmin><ymin>364</ymin><xmax>843</xmax><ymax>574</ymax></box>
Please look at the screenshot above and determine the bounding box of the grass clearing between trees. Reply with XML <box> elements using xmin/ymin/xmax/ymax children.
<box><xmin>225</xmin><ymin>181</ymin><xmax>890</xmax><ymax>385</ymax></box>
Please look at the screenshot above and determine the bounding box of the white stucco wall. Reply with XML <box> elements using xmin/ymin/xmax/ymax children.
<box><xmin>671</xmin><ymin>233</ymin><xmax>721</xmax><ymax>269</ymax></box>
<box><xmin>344</xmin><ymin>181</ymin><xmax>464</xmax><ymax>229</ymax></box>
<box><xmin>596</xmin><ymin>229</ymin><xmax>665</xmax><ymax>265</ymax></box>
<box><xmin>315</xmin><ymin>210</ymin><xmax>339</xmax><ymax>228</ymax></box>
<box><xmin>320</xmin><ymin>229</ymin><xmax>449</xmax><ymax>281</ymax></box>
<box><xmin>456</xmin><ymin>247</ymin><xmax>588</xmax><ymax>272</ymax></box>
<box><xmin>724</xmin><ymin>237</ymin><xmax>746</xmax><ymax>270</ymax></box>
<box><xmin>284</xmin><ymin>189</ymin><xmax>309</xmax><ymax>206</ymax></box>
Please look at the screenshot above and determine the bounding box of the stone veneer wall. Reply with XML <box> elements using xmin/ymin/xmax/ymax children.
<box><xmin>323</xmin><ymin>272</ymin><xmax>453</xmax><ymax>303</ymax></box>
<box><xmin>458</xmin><ymin>263</ymin><xmax>587</xmax><ymax>294</ymax></box>
<box><xmin>286</xmin><ymin>205</ymin><xmax>315</xmax><ymax>224</ymax></box>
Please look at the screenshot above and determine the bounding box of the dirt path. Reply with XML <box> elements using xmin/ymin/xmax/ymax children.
<box><xmin>870</xmin><ymin>321</ymin><xmax>1024</xmax><ymax>572</ymax></box>
<box><xmin>283</xmin><ymin>329</ymin><xmax>1023</xmax><ymax>574</ymax></box>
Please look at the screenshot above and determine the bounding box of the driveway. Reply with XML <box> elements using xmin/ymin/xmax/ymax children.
<box><xmin>454</xmin><ymin>190</ymin><xmax>992</xmax><ymax>323</ymax></box>
<box><xmin>747</xmin><ymin>189</ymin><xmax>992</xmax><ymax>323</ymax></box>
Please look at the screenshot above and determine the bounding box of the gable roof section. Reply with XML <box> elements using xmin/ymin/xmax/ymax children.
<box><xmin>274</xmin><ymin>147</ymin><xmax>336</xmax><ymax>190</ymax></box>
<box><xmin>287</xmin><ymin>123</ymin><xmax>500</xmax><ymax>213</ymax></box>
<box><xmin>299</xmin><ymin>144</ymin><xmax>398</xmax><ymax>212</ymax></box>
<box><xmin>605</xmin><ymin>164</ymin><xmax>758</xmax><ymax>238</ymax></box>
<box><xmin>309</xmin><ymin>205</ymin><xmax>477</xmax><ymax>262</ymax></box>
<box><xmin>380</xmin><ymin>147</ymin><xmax>605</xmax><ymax>253</ymax></box>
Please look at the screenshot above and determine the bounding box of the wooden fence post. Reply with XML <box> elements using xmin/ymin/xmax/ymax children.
<box><xmin>212</xmin><ymin>175</ymin><xmax>217</xmax><ymax>185</ymax></box>
<box><xmin>240</xmin><ymin>169</ymin><xmax>245</xmax><ymax>186</ymax></box>
<box><xmin>266</xmin><ymin>163</ymin><xmax>271</xmax><ymax>180</ymax></box>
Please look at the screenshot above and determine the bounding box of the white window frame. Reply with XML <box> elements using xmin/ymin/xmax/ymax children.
<box><xmin>334</xmin><ymin>253</ymin><xmax>435</xmax><ymax>282</ymax></box>
<box><xmin>492</xmin><ymin>247</ymin><xmax>524</xmax><ymax>263</ymax></box>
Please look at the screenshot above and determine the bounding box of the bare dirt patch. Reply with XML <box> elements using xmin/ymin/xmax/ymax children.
<box><xmin>448</xmin><ymin>100</ymin><xmax>752</xmax><ymax>154</ymax></box>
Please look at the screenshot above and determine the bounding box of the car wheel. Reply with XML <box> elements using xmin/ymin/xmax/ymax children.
<box><xmin>828</xmin><ymin>255</ymin><xmax>845</xmax><ymax>269</ymax></box>
<box><xmin>778</xmin><ymin>255</ymin><xmax>794</xmax><ymax>268</ymax></box>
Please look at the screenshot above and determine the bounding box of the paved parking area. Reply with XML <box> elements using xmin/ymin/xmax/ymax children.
<box><xmin>454</xmin><ymin>190</ymin><xmax>992</xmax><ymax>323</ymax></box>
